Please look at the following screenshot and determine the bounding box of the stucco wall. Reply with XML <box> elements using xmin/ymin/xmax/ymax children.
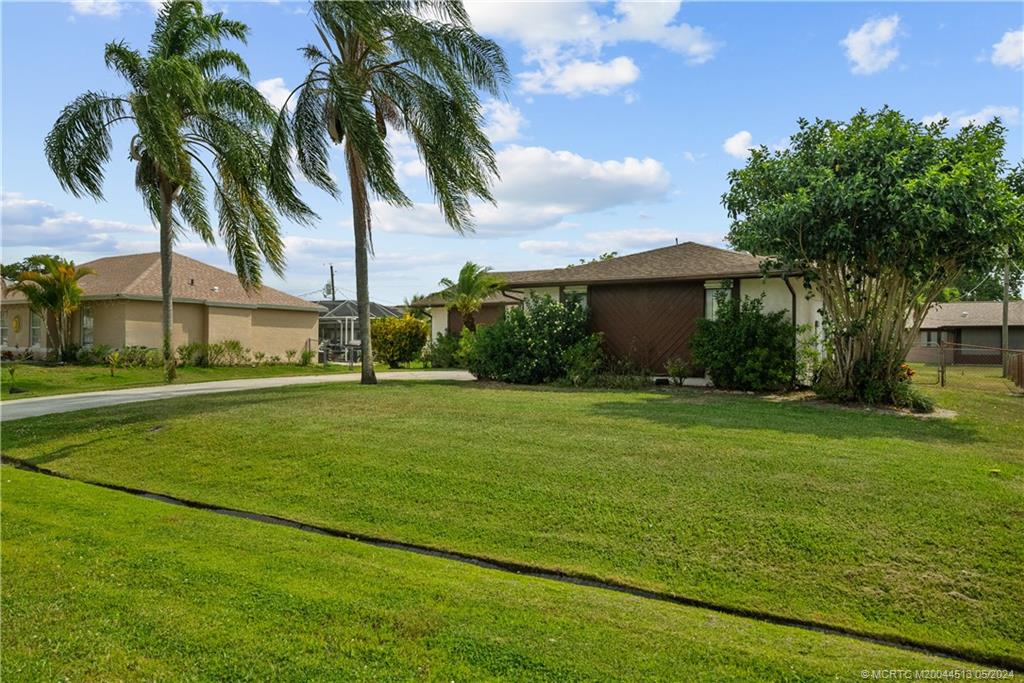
<box><xmin>123</xmin><ymin>300</ymin><xmax>206</xmax><ymax>348</ymax></box>
<box><xmin>1</xmin><ymin>303</ymin><xmax>36</xmax><ymax>350</ymax></box>
<box><xmin>206</xmin><ymin>306</ymin><xmax>252</xmax><ymax>347</ymax></box>
<box><xmin>69</xmin><ymin>300</ymin><xmax>128</xmax><ymax>349</ymax></box>
<box><xmin>429</xmin><ymin>306</ymin><xmax>448</xmax><ymax>339</ymax></box>
<box><xmin>739</xmin><ymin>276</ymin><xmax>822</xmax><ymax>332</ymax></box>
<box><xmin>250</xmin><ymin>308</ymin><xmax>319</xmax><ymax>356</ymax></box>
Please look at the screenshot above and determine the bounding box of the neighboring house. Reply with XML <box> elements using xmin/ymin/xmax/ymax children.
<box><xmin>316</xmin><ymin>298</ymin><xmax>400</xmax><ymax>361</ymax></box>
<box><xmin>906</xmin><ymin>300</ymin><xmax>1024</xmax><ymax>365</ymax></box>
<box><xmin>414</xmin><ymin>241</ymin><xmax>824</xmax><ymax>373</ymax></box>
<box><xmin>1</xmin><ymin>252</ymin><xmax>321</xmax><ymax>358</ymax></box>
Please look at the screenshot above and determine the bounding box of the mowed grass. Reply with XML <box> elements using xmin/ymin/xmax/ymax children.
<box><xmin>0</xmin><ymin>361</ymin><xmax>416</xmax><ymax>400</ymax></box>
<box><xmin>3</xmin><ymin>367</ymin><xmax>1022</xmax><ymax>666</ymax></box>
<box><xmin>3</xmin><ymin>468</ymin><xmax>974</xmax><ymax>680</ymax></box>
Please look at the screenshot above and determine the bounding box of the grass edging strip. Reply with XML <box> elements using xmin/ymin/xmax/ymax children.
<box><xmin>3</xmin><ymin>455</ymin><xmax>1018</xmax><ymax>671</ymax></box>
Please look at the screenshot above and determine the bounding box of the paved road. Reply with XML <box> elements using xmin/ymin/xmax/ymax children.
<box><xmin>0</xmin><ymin>370</ymin><xmax>474</xmax><ymax>422</ymax></box>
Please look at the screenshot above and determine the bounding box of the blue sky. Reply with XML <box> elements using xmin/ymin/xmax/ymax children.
<box><xmin>2</xmin><ymin>1</ymin><xmax>1022</xmax><ymax>304</ymax></box>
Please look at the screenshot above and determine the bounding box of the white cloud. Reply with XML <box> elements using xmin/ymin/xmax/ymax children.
<box><xmin>841</xmin><ymin>15</ymin><xmax>900</xmax><ymax>75</ymax></box>
<box><xmin>520</xmin><ymin>57</ymin><xmax>640</xmax><ymax>97</ymax></box>
<box><xmin>991</xmin><ymin>28</ymin><xmax>1024</xmax><ymax>69</ymax></box>
<box><xmin>256</xmin><ymin>77</ymin><xmax>291</xmax><ymax>111</ymax></box>
<box><xmin>69</xmin><ymin>0</ymin><xmax>123</xmax><ymax>17</ymax></box>
<box><xmin>1</xmin><ymin>192</ymin><xmax>154</xmax><ymax>252</ymax></box>
<box><xmin>467</xmin><ymin>1</ymin><xmax>717</xmax><ymax>97</ymax></box>
<box><xmin>922</xmin><ymin>105</ymin><xmax>1021</xmax><ymax>129</ymax></box>
<box><xmin>482</xmin><ymin>100</ymin><xmax>526</xmax><ymax>141</ymax></box>
<box><xmin>375</xmin><ymin>145</ymin><xmax>671</xmax><ymax>237</ymax></box>
<box><xmin>722</xmin><ymin>131</ymin><xmax>754</xmax><ymax>159</ymax></box>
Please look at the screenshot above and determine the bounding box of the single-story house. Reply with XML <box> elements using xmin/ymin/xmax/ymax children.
<box><xmin>906</xmin><ymin>300</ymin><xmax>1024</xmax><ymax>365</ymax></box>
<box><xmin>1</xmin><ymin>252</ymin><xmax>322</xmax><ymax>358</ymax></box>
<box><xmin>316</xmin><ymin>298</ymin><xmax>401</xmax><ymax>361</ymax></box>
<box><xmin>414</xmin><ymin>241</ymin><xmax>824</xmax><ymax>373</ymax></box>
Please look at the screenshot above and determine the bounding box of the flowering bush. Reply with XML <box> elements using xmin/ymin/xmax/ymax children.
<box><xmin>465</xmin><ymin>295</ymin><xmax>601</xmax><ymax>384</ymax></box>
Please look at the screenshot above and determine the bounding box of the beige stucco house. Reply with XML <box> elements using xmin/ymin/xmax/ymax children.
<box><xmin>1</xmin><ymin>252</ymin><xmax>321</xmax><ymax>358</ymax></box>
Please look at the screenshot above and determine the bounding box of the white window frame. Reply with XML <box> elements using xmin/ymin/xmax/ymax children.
<box><xmin>0</xmin><ymin>310</ymin><xmax>8</xmax><ymax>346</ymax></box>
<box><xmin>81</xmin><ymin>305</ymin><xmax>95</xmax><ymax>347</ymax></box>
<box><xmin>30</xmin><ymin>310</ymin><xmax>42</xmax><ymax>347</ymax></box>
<box><xmin>704</xmin><ymin>280</ymin><xmax>731</xmax><ymax>321</ymax></box>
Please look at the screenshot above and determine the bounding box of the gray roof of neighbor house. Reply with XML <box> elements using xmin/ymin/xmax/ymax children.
<box><xmin>411</xmin><ymin>242</ymin><xmax>768</xmax><ymax>307</ymax></box>
<box><xmin>316</xmin><ymin>299</ymin><xmax>401</xmax><ymax>319</ymax></box>
<box><xmin>920</xmin><ymin>301</ymin><xmax>1024</xmax><ymax>328</ymax></box>
<box><xmin>4</xmin><ymin>252</ymin><xmax>322</xmax><ymax>312</ymax></box>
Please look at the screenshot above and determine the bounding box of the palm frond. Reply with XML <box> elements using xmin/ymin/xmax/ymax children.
<box><xmin>44</xmin><ymin>92</ymin><xmax>129</xmax><ymax>199</ymax></box>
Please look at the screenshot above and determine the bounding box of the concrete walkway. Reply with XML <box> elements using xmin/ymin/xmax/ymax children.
<box><xmin>0</xmin><ymin>370</ymin><xmax>474</xmax><ymax>422</ymax></box>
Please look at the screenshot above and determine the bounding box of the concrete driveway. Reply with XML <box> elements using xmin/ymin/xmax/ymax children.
<box><xmin>0</xmin><ymin>370</ymin><xmax>474</xmax><ymax>422</ymax></box>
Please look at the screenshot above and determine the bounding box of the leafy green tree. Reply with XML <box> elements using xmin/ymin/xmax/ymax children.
<box><xmin>269</xmin><ymin>0</ymin><xmax>507</xmax><ymax>384</ymax></box>
<box><xmin>439</xmin><ymin>261</ymin><xmax>505</xmax><ymax>332</ymax></box>
<box><xmin>10</xmin><ymin>256</ymin><xmax>95</xmax><ymax>361</ymax></box>
<box><xmin>45</xmin><ymin>0</ymin><xmax>308</xmax><ymax>382</ymax></box>
<box><xmin>723</xmin><ymin>108</ymin><xmax>1024</xmax><ymax>403</ymax></box>
<box><xmin>1</xmin><ymin>255</ymin><xmax>60</xmax><ymax>282</ymax></box>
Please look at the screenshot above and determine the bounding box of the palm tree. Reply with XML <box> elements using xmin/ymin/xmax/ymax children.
<box><xmin>45</xmin><ymin>0</ymin><xmax>311</xmax><ymax>382</ymax></box>
<box><xmin>10</xmin><ymin>256</ymin><xmax>95</xmax><ymax>361</ymax></box>
<box><xmin>439</xmin><ymin>261</ymin><xmax>505</xmax><ymax>333</ymax></box>
<box><xmin>268</xmin><ymin>0</ymin><xmax>507</xmax><ymax>384</ymax></box>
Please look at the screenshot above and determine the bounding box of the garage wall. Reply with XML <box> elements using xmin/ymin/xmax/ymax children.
<box><xmin>588</xmin><ymin>280</ymin><xmax>704</xmax><ymax>373</ymax></box>
<box><xmin>206</xmin><ymin>306</ymin><xmax>252</xmax><ymax>347</ymax></box>
<box><xmin>250</xmin><ymin>308</ymin><xmax>319</xmax><ymax>356</ymax></box>
<box><xmin>123</xmin><ymin>300</ymin><xmax>205</xmax><ymax>348</ymax></box>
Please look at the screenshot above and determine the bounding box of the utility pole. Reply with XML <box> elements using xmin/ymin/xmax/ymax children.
<box><xmin>1003</xmin><ymin>255</ymin><xmax>1010</xmax><ymax>377</ymax></box>
<box><xmin>329</xmin><ymin>263</ymin><xmax>337</xmax><ymax>303</ymax></box>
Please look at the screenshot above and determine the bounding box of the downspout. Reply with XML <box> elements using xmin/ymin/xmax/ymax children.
<box><xmin>783</xmin><ymin>275</ymin><xmax>798</xmax><ymax>387</ymax></box>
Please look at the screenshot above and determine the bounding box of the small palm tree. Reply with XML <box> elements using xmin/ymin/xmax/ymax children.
<box><xmin>45</xmin><ymin>0</ymin><xmax>310</xmax><ymax>382</ymax></box>
<box><xmin>269</xmin><ymin>0</ymin><xmax>508</xmax><ymax>384</ymax></box>
<box><xmin>10</xmin><ymin>256</ymin><xmax>95</xmax><ymax>361</ymax></box>
<box><xmin>439</xmin><ymin>261</ymin><xmax>505</xmax><ymax>333</ymax></box>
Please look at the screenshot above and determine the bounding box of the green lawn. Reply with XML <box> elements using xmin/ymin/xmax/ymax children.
<box><xmin>1</xmin><ymin>467</ymin><xmax>971</xmax><ymax>679</ymax></box>
<box><xmin>2</xmin><ymin>367</ymin><xmax>1022</xmax><ymax>669</ymax></box>
<box><xmin>0</xmin><ymin>361</ymin><xmax>419</xmax><ymax>400</ymax></box>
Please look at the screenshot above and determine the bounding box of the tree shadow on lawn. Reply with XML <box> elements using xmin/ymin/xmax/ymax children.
<box><xmin>2</xmin><ymin>389</ymin><xmax>311</xmax><ymax>462</ymax></box>
<box><xmin>582</xmin><ymin>391</ymin><xmax>982</xmax><ymax>446</ymax></box>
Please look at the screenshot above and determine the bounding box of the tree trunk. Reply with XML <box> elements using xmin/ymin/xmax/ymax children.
<box><xmin>463</xmin><ymin>311</ymin><xmax>476</xmax><ymax>333</ymax></box>
<box><xmin>159</xmin><ymin>184</ymin><xmax>177</xmax><ymax>383</ymax></box>
<box><xmin>345</xmin><ymin>143</ymin><xmax>377</xmax><ymax>385</ymax></box>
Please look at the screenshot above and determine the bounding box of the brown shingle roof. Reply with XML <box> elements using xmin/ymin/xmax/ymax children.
<box><xmin>411</xmin><ymin>291</ymin><xmax>524</xmax><ymax>308</ymax></box>
<box><xmin>4</xmin><ymin>252</ymin><xmax>320</xmax><ymax>311</ymax></box>
<box><xmin>494</xmin><ymin>242</ymin><xmax>767</xmax><ymax>286</ymax></box>
<box><xmin>921</xmin><ymin>301</ymin><xmax>1024</xmax><ymax>328</ymax></box>
<box><xmin>411</xmin><ymin>242</ymin><xmax>768</xmax><ymax>307</ymax></box>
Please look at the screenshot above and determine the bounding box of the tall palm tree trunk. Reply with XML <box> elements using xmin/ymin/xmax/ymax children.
<box><xmin>159</xmin><ymin>183</ymin><xmax>177</xmax><ymax>383</ymax></box>
<box><xmin>345</xmin><ymin>143</ymin><xmax>377</xmax><ymax>385</ymax></box>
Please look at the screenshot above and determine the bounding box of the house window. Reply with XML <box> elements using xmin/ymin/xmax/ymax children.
<box><xmin>81</xmin><ymin>306</ymin><xmax>94</xmax><ymax>347</ymax></box>
<box><xmin>0</xmin><ymin>310</ymin><xmax>8</xmax><ymax>346</ymax></box>
<box><xmin>704</xmin><ymin>280</ymin><xmax>731</xmax><ymax>321</ymax></box>
<box><xmin>30</xmin><ymin>311</ymin><xmax>42</xmax><ymax>346</ymax></box>
<box><xmin>920</xmin><ymin>330</ymin><xmax>942</xmax><ymax>347</ymax></box>
<box><xmin>562</xmin><ymin>286</ymin><xmax>588</xmax><ymax>309</ymax></box>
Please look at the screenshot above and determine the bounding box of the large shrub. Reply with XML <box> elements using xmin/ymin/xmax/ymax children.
<box><xmin>466</xmin><ymin>295</ymin><xmax>600</xmax><ymax>384</ymax></box>
<box><xmin>371</xmin><ymin>315</ymin><xmax>429</xmax><ymax>368</ymax></box>
<box><xmin>422</xmin><ymin>330</ymin><xmax>462</xmax><ymax>368</ymax></box>
<box><xmin>690</xmin><ymin>294</ymin><xmax>796</xmax><ymax>392</ymax></box>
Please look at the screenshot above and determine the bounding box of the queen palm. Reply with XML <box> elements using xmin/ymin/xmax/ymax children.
<box><xmin>45</xmin><ymin>0</ymin><xmax>311</xmax><ymax>382</ymax></box>
<box><xmin>439</xmin><ymin>261</ymin><xmax>505</xmax><ymax>333</ymax></box>
<box><xmin>10</xmin><ymin>256</ymin><xmax>95</xmax><ymax>362</ymax></box>
<box><xmin>269</xmin><ymin>0</ymin><xmax>507</xmax><ymax>384</ymax></box>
